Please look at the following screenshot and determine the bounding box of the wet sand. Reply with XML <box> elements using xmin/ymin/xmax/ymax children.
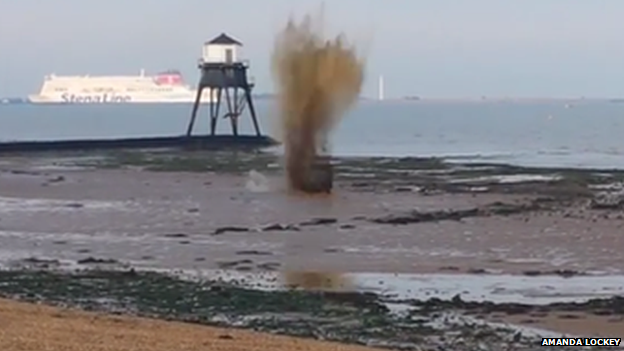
<box><xmin>1</xmin><ymin>150</ymin><xmax>624</xmax><ymax>348</ymax></box>
<box><xmin>0</xmin><ymin>165</ymin><xmax>623</xmax><ymax>275</ymax></box>
<box><xmin>492</xmin><ymin>313</ymin><xmax>624</xmax><ymax>339</ymax></box>
<box><xmin>0</xmin><ymin>298</ymin><xmax>381</xmax><ymax>351</ymax></box>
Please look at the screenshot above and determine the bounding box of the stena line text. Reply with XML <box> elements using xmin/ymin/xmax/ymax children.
<box><xmin>61</xmin><ymin>93</ymin><xmax>131</xmax><ymax>103</ymax></box>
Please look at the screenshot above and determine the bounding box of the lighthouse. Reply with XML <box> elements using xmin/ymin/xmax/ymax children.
<box><xmin>186</xmin><ymin>33</ymin><xmax>262</xmax><ymax>137</ymax></box>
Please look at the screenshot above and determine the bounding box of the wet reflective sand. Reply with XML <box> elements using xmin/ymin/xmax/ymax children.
<box><xmin>1</xmin><ymin>167</ymin><xmax>623</xmax><ymax>275</ymax></box>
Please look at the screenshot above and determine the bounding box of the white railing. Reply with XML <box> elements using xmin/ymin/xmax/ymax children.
<box><xmin>197</xmin><ymin>58</ymin><xmax>252</xmax><ymax>67</ymax></box>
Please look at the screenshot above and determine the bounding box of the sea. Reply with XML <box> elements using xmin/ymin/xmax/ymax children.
<box><xmin>1</xmin><ymin>99</ymin><xmax>624</xmax><ymax>170</ymax></box>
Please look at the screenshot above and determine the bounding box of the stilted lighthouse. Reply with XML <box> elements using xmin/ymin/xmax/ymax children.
<box><xmin>186</xmin><ymin>33</ymin><xmax>262</xmax><ymax>137</ymax></box>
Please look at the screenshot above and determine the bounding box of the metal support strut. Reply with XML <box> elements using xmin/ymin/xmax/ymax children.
<box><xmin>186</xmin><ymin>63</ymin><xmax>262</xmax><ymax>138</ymax></box>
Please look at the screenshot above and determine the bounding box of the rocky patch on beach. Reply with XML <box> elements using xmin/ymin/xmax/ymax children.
<box><xmin>402</xmin><ymin>293</ymin><xmax>624</xmax><ymax>317</ymax></box>
<box><xmin>590</xmin><ymin>189</ymin><xmax>624</xmax><ymax>210</ymax></box>
<box><xmin>52</xmin><ymin>149</ymin><xmax>624</xmax><ymax>197</ymax></box>
<box><xmin>209</xmin><ymin>199</ymin><xmax>553</xmax><ymax>235</ymax></box>
<box><xmin>0</xmin><ymin>268</ymin><xmax>620</xmax><ymax>351</ymax></box>
<box><xmin>368</xmin><ymin>198</ymin><xmax>552</xmax><ymax>225</ymax></box>
<box><xmin>211</xmin><ymin>217</ymin><xmax>339</xmax><ymax>235</ymax></box>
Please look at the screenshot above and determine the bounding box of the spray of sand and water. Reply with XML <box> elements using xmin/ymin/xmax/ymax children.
<box><xmin>271</xmin><ymin>10</ymin><xmax>365</xmax><ymax>290</ymax></box>
<box><xmin>271</xmin><ymin>10</ymin><xmax>365</xmax><ymax>195</ymax></box>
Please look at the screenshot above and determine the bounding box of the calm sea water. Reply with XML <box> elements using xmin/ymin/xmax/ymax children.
<box><xmin>1</xmin><ymin>100</ymin><xmax>624</xmax><ymax>169</ymax></box>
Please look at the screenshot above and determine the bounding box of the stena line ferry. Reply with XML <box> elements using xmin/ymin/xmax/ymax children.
<box><xmin>28</xmin><ymin>69</ymin><xmax>212</xmax><ymax>104</ymax></box>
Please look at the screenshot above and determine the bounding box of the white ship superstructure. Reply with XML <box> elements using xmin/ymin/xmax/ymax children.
<box><xmin>28</xmin><ymin>69</ymin><xmax>211</xmax><ymax>104</ymax></box>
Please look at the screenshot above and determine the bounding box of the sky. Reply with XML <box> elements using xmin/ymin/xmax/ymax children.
<box><xmin>1</xmin><ymin>0</ymin><xmax>624</xmax><ymax>98</ymax></box>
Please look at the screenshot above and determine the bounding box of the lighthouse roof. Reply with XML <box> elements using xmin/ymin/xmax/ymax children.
<box><xmin>205</xmin><ymin>33</ymin><xmax>243</xmax><ymax>46</ymax></box>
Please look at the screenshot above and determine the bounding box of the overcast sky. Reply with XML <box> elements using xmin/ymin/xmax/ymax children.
<box><xmin>1</xmin><ymin>0</ymin><xmax>623</xmax><ymax>98</ymax></box>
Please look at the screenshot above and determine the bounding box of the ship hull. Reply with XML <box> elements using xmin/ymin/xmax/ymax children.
<box><xmin>27</xmin><ymin>94</ymin><xmax>211</xmax><ymax>104</ymax></box>
<box><xmin>28</xmin><ymin>70</ymin><xmax>214</xmax><ymax>104</ymax></box>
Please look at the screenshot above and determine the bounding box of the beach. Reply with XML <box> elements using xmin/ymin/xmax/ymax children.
<box><xmin>1</xmin><ymin>149</ymin><xmax>623</xmax><ymax>350</ymax></box>
<box><xmin>0</xmin><ymin>298</ymin><xmax>382</xmax><ymax>351</ymax></box>
<box><xmin>4</xmin><ymin>0</ymin><xmax>624</xmax><ymax>348</ymax></box>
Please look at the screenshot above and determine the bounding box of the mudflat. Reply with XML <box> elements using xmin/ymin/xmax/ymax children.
<box><xmin>0</xmin><ymin>149</ymin><xmax>623</xmax><ymax>350</ymax></box>
<box><xmin>0</xmin><ymin>150</ymin><xmax>623</xmax><ymax>275</ymax></box>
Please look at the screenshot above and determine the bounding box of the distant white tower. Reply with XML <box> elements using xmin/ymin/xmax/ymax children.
<box><xmin>378</xmin><ymin>75</ymin><xmax>384</xmax><ymax>101</ymax></box>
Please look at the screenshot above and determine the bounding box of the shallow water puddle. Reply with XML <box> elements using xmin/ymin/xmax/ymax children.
<box><xmin>449</xmin><ymin>174</ymin><xmax>562</xmax><ymax>184</ymax></box>
<box><xmin>156</xmin><ymin>269</ymin><xmax>624</xmax><ymax>304</ymax></box>
<box><xmin>0</xmin><ymin>196</ymin><xmax>132</xmax><ymax>212</ymax></box>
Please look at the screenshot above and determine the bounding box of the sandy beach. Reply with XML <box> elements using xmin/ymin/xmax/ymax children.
<box><xmin>1</xmin><ymin>150</ymin><xmax>623</xmax><ymax>350</ymax></box>
<box><xmin>0</xmin><ymin>298</ymin><xmax>383</xmax><ymax>351</ymax></box>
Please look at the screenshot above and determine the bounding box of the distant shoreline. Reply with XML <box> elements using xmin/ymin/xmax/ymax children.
<box><xmin>3</xmin><ymin>95</ymin><xmax>624</xmax><ymax>105</ymax></box>
<box><xmin>368</xmin><ymin>97</ymin><xmax>624</xmax><ymax>104</ymax></box>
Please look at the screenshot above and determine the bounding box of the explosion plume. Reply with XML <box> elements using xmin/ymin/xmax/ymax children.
<box><xmin>271</xmin><ymin>11</ymin><xmax>365</xmax><ymax>194</ymax></box>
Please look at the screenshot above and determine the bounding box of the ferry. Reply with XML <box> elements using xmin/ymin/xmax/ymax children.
<box><xmin>28</xmin><ymin>69</ymin><xmax>211</xmax><ymax>104</ymax></box>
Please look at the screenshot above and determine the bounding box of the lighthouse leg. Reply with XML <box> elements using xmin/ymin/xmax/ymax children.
<box><xmin>186</xmin><ymin>86</ymin><xmax>204</xmax><ymax>136</ymax></box>
<box><xmin>223</xmin><ymin>87</ymin><xmax>238</xmax><ymax>136</ymax></box>
<box><xmin>210</xmin><ymin>88</ymin><xmax>223</xmax><ymax>136</ymax></box>
<box><xmin>236</xmin><ymin>93</ymin><xmax>247</xmax><ymax>115</ymax></box>
<box><xmin>244</xmin><ymin>87</ymin><xmax>261</xmax><ymax>136</ymax></box>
